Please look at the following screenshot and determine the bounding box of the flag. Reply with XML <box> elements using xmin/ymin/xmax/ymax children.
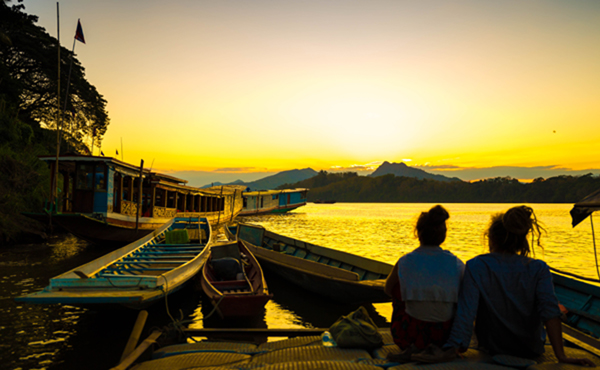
<box><xmin>75</xmin><ymin>19</ymin><xmax>85</xmax><ymax>44</ymax></box>
<box><xmin>101</xmin><ymin>151</ymin><xmax>104</xmax><ymax>156</ymax></box>
<box><xmin>116</xmin><ymin>149</ymin><xmax>119</xmax><ymax>155</ymax></box>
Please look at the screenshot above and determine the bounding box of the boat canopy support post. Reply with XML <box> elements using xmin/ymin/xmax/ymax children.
<box><xmin>135</xmin><ymin>159</ymin><xmax>144</xmax><ymax>233</ymax></box>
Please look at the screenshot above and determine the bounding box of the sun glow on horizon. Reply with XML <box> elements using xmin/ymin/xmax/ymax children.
<box><xmin>20</xmin><ymin>0</ymin><xmax>600</xmax><ymax>179</ymax></box>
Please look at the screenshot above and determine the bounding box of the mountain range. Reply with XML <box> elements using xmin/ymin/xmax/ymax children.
<box><xmin>203</xmin><ymin>162</ymin><xmax>462</xmax><ymax>190</ymax></box>
<box><xmin>203</xmin><ymin>168</ymin><xmax>318</xmax><ymax>190</ymax></box>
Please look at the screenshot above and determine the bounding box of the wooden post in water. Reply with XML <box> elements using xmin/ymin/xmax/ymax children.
<box><xmin>135</xmin><ymin>159</ymin><xmax>144</xmax><ymax>233</ymax></box>
<box><xmin>120</xmin><ymin>310</ymin><xmax>148</xmax><ymax>362</ymax></box>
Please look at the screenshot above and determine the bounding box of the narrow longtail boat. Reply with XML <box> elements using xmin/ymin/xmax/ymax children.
<box><xmin>200</xmin><ymin>240</ymin><xmax>272</xmax><ymax>318</ymax></box>
<box><xmin>235</xmin><ymin>223</ymin><xmax>393</xmax><ymax>304</ymax></box>
<box><xmin>239</xmin><ymin>188</ymin><xmax>308</xmax><ymax>216</ymax></box>
<box><xmin>550</xmin><ymin>188</ymin><xmax>600</xmax><ymax>349</ymax></box>
<box><xmin>16</xmin><ymin>217</ymin><xmax>212</xmax><ymax>309</ymax></box>
<box><xmin>24</xmin><ymin>154</ymin><xmax>245</xmax><ymax>247</ymax></box>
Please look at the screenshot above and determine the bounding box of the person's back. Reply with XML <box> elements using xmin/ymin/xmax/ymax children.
<box><xmin>458</xmin><ymin>253</ymin><xmax>556</xmax><ymax>357</ymax></box>
<box><xmin>441</xmin><ymin>206</ymin><xmax>595</xmax><ymax>367</ymax></box>
<box><xmin>384</xmin><ymin>205</ymin><xmax>464</xmax><ymax>357</ymax></box>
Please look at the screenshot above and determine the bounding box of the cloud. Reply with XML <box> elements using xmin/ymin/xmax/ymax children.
<box><xmin>213</xmin><ymin>167</ymin><xmax>265</xmax><ymax>173</ymax></box>
<box><xmin>329</xmin><ymin>161</ymin><xmax>383</xmax><ymax>172</ymax></box>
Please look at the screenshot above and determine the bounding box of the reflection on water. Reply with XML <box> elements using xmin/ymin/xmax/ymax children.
<box><xmin>1</xmin><ymin>203</ymin><xmax>597</xmax><ymax>369</ymax></box>
<box><xmin>242</xmin><ymin>203</ymin><xmax>600</xmax><ymax>280</ymax></box>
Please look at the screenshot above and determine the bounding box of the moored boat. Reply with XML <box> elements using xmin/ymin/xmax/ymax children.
<box><xmin>235</xmin><ymin>223</ymin><xmax>393</xmax><ymax>304</ymax></box>
<box><xmin>16</xmin><ymin>217</ymin><xmax>212</xmax><ymax>309</ymax></box>
<box><xmin>24</xmin><ymin>154</ymin><xmax>245</xmax><ymax>247</ymax></box>
<box><xmin>239</xmin><ymin>188</ymin><xmax>308</xmax><ymax>216</ymax></box>
<box><xmin>200</xmin><ymin>240</ymin><xmax>272</xmax><ymax>318</ymax></box>
<box><xmin>552</xmin><ymin>188</ymin><xmax>600</xmax><ymax>343</ymax></box>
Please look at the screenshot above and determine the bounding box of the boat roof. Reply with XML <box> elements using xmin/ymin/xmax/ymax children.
<box><xmin>243</xmin><ymin>188</ymin><xmax>309</xmax><ymax>196</ymax></box>
<box><xmin>570</xmin><ymin>188</ymin><xmax>600</xmax><ymax>227</ymax></box>
<box><xmin>39</xmin><ymin>154</ymin><xmax>189</xmax><ymax>184</ymax></box>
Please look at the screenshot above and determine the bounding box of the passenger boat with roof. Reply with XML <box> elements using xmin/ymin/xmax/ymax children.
<box><xmin>234</xmin><ymin>222</ymin><xmax>393</xmax><ymax>304</ymax></box>
<box><xmin>16</xmin><ymin>217</ymin><xmax>211</xmax><ymax>309</ymax></box>
<box><xmin>239</xmin><ymin>188</ymin><xmax>308</xmax><ymax>216</ymax></box>
<box><xmin>24</xmin><ymin>154</ymin><xmax>245</xmax><ymax>247</ymax></box>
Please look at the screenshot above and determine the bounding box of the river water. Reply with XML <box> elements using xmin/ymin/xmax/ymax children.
<box><xmin>1</xmin><ymin>203</ymin><xmax>597</xmax><ymax>370</ymax></box>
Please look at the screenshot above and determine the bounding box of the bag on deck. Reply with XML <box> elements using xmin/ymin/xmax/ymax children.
<box><xmin>329</xmin><ymin>306</ymin><xmax>383</xmax><ymax>349</ymax></box>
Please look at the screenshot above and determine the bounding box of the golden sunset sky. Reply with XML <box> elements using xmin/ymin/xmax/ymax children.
<box><xmin>21</xmin><ymin>0</ymin><xmax>600</xmax><ymax>183</ymax></box>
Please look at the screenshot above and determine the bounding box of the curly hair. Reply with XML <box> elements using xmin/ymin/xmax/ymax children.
<box><xmin>415</xmin><ymin>205</ymin><xmax>450</xmax><ymax>246</ymax></box>
<box><xmin>485</xmin><ymin>205</ymin><xmax>545</xmax><ymax>257</ymax></box>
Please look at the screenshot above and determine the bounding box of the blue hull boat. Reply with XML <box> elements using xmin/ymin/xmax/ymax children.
<box><xmin>16</xmin><ymin>217</ymin><xmax>212</xmax><ymax>309</ymax></box>
<box><xmin>234</xmin><ymin>222</ymin><xmax>393</xmax><ymax>304</ymax></box>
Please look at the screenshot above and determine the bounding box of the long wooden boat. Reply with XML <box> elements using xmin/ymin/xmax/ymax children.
<box><xmin>239</xmin><ymin>188</ymin><xmax>308</xmax><ymax>216</ymax></box>
<box><xmin>555</xmin><ymin>188</ymin><xmax>600</xmax><ymax>342</ymax></box>
<box><xmin>552</xmin><ymin>272</ymin><xmax>600</xmax><ymax>340</ymax></box>
<box><xmin>16</xmin><ymin>217</ymin><xmax>212</xmax><ymax>309</ymax></box>
<box><xmin>200</xmin><ymin>240</ymin><xmax>273</xmax><ymax>318</ymax></box>
<box><xmin>24</xmin><ymin>154</ymin><xmax>245</xmax><ymax>247</ymax></box>
<box><xmin>235</xmin><ymin>223</ymin><xmax>393</xmax><ymax>304</ymax></box>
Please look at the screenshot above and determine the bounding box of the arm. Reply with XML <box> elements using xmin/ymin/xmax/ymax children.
<box><xmin>545</xmin><ymin>317</ymin><xmax>595</xmax><ymax>366</ymax></box>
<box><xmin>384</xmin><ymin>262</ymin><xmax>399</xmax><ymax>297</ymax></box>
<box><xmin>445</xmin><ymin>263</ymin><xmax>479</xmax><ymax>352</ymax></box>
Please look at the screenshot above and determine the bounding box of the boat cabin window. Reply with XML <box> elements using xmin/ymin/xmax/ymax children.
<box><xmin>122</xmin><ymin>176</ymin><xmax>131</xmax><ymax>201</ymax></box>
<box><xmin>95</xmin><ymin>163</ymin><xmax>106</xmax><ymax>191</ymax></box>
<box><xmin>76</xmin><ymin>164</ymin><xmax>94</xmax><ymax>190</ymax></box>
<box><xmin>272</xmin><ymin>195</ymin><xmax>278</xmax><ymax>200</ymax></box>
<box><xmin>167</xmin><ymin>192</ymin><xmax>176</xmax><ymax>208</ymax></box>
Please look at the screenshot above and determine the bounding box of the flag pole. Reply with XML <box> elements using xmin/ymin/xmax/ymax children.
<box><xmin>63</xmin><ymin>19</ymin><xmax>85</xmax><ymax>153</ymax></box>
<box><xmin>61</xmin><ymin>35</ymin><xmax>77</xmax><ymax>138</ymax></box>
<box><xmin>53</xmin><ymin>1</ymin><xmax>61</xmax><ymax>215</ymax></box>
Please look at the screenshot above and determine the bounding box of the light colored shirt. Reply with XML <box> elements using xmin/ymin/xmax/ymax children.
<box><xmin>445</xmin><ymin>253</ymin><xmax>562</xmax><ymax>357</ymax></box>
<box><xmin>397</xmin><ymin>246</ymin><xmax>465</xmax><ymax>322</ymax></box>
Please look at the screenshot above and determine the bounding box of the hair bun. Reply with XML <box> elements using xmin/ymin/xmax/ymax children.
<box><xmin>428</xmin><ymin>205</ymin><xmax>450</xmax><ymax>225</ymax></box>
<box><xmin>502</xmin><ymin>206</ymin><xmax>533</xmax><ymax>235</ymax></box>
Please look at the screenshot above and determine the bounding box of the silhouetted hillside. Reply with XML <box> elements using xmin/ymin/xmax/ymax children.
<box><xmin>205</xmin><ymin>168</ymin><xmax>318</xmax><ymax>190</ymax></box>
<box><xmin>283</xmin><ymin>172</ymin><xmax>600</xmax><ymax>203</ymax></box>
<box><xmin>370</xmin><ymin>161</ymin><xmax>462</xmax><ymax>182</ymax></box>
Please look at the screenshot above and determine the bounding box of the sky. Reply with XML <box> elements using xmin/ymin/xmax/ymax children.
<box><xmin>20</xmin><ymin>0</ymin><xmax>600</xmax><ymax>184</ymax></box>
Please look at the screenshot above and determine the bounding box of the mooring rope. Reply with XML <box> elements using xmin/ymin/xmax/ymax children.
<box><xmin>592</xmin><ymin>214</ymin><xmax>600</xmax><ymax>281</ymax></box>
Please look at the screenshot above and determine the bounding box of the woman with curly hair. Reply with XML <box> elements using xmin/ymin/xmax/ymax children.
<box><xmin>441</xmin><ymin>206</ymin><xmax>594</xmax><ymax>366</ymax></box>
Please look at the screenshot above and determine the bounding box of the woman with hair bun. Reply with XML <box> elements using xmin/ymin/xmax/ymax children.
<box><xmin>442</xmin><ymin>206</ymin><xmax>595</xmax><ymax>366</ymax></box>
<box><xmin>384</xmin><ymin>205</ymin><xmax>465</xmax><ymax>361</ymax></box>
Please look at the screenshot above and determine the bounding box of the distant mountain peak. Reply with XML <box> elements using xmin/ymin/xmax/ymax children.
<box><xmin>202</xmin><ymin>168</ymin><xmax>318</xmax><ymax>190</ymax></box>
<box><xmin>370</xmin><ymin>161</ymin><xmax>462</xmax><ymax>182</ymax></box>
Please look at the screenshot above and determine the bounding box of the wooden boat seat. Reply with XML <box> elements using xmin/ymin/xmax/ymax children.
<box><xmin>211</xmin><ymin>243</ymin><xmax>242</xmax><ymax>261</ymax></box>
<box><xmin>211</xmin><ymin>280</ymin><xmax>248</xmax><ymax>291</ymax></box>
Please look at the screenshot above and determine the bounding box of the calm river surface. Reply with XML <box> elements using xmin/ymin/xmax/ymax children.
<box><xmin>1</xmin><ymin>203</ymin><xmax>597</xmax><ymax>370</ymax></box>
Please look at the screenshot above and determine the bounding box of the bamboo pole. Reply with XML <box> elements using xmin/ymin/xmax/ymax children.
<box><xmin>52</xmin><ymin>2</ymin><xmax>61</xmax><ymax>216</ymax></box>
<box><xmin>120</xmin><ymin>310</ymin><xmax>148</xmax><ymax>362</ymax></box>
<box><xmin>111</xmin><ymin>330</ymin><xmax>161</xmax><ymax>370</ymax></box>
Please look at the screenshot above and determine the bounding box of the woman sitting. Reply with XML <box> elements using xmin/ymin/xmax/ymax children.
<box><xmin>443</xmin><ymin>206</ymin><xmax>594</xmax><ymax>366</ymax></box>
<box><xmin>384</xmin><ymin>205</ymin><xmax>465</xmax><ymax>360</ymax></box>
